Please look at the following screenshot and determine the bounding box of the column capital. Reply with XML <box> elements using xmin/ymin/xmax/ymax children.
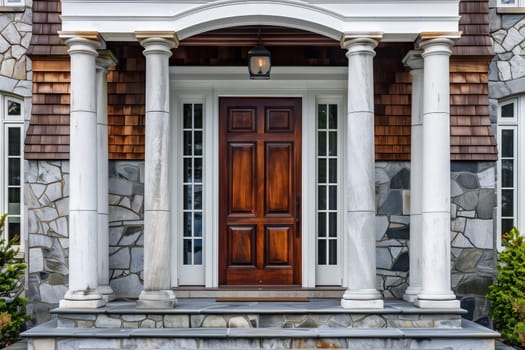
<box><xmin>402</xmin><ymin>50</ymin><xmax>423</xmax><ymax>70</ymax></box>
<box><xmin>59</xmin><ymin>31</ymin><xmax>105</xmax><ymax>55</ymax></box>
<box><xmin>340</xmin><ymin>32</ymin><xmax>382</xmax><ymax>50</ymax></box>
<box><xmin>417</xmin><ymin>32</ymin><xmax>461</xmax><ymax>57</ymax></box>
<box><xmin>96</xmin><ymin>50</ymin><xmax>118</xmax><ymax>70</ymax></box>
<box><xmin>136</xmin><ymin>31</ymin><xmax>179</xmax><ymax>52</ymax></box>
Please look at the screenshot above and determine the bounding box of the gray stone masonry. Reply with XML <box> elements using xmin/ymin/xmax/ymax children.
<box><xmin>0</xmin><ymin>1</ymin><xmax>32</xmax><ymax>97</ymax></box>
<box><xmin>25</xmin><ymin>160</ymin><xmax>496</xmax><ymax>326</ymax></box>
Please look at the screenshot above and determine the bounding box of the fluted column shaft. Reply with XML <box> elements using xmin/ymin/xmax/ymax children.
<box><xmin>341</xmin><ymin>35</ymin><xmax>383</xmax><ymax>309</ymax></box>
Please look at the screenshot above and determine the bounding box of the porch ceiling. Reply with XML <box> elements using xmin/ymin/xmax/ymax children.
<box><xmin>180</xmin><ymin>26</ymin><xmax>339</xmax><ymax>47</ymax></box>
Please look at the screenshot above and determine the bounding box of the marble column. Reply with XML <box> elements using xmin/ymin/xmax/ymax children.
<box><xmin>60</xmin><ymin>35</ymin><xmax>104</xmax><ymax>308</ymax></box>
<box><xmin>136</xmin><ymin>33</ymin><xmax>178</xmax><ymax>308</ymax></box>
<box><xmin>96</xmin><ymin>51</ymin><xmax>117</xmax><ymax>302</ymax></box>
<box><xmin>415</xmin><ymin>35</ymin><xmax>460</xmax><ymax>308</ymax></box>
<box><xmin>340</xmin><ymin>34</ymin><xmax>383</xmax><ymax>309</ymax></box>
<box><xmin>403</xmin><ymin>50</ymin><xmax>423</xmax><ymax>303</ymax></box>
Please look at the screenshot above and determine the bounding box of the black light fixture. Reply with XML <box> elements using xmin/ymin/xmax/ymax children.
<box><xmin>248</xmin><ymin>30</ymin><xmax>271</xmax><ymax>79</ymax></box>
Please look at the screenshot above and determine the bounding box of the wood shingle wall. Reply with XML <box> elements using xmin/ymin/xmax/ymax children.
<box><xmin>25</xmin><ymin>0</ymin><xmax>497</xmax><ymax>161</ymax></box>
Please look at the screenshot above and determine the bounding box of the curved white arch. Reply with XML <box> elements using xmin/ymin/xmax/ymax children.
<box><xmin>60</xmin><ymin>0</ymin><xmax>461</xmax><ymax>42</ymax></box>
<box><xmin>173</xmin><ymin>0</ymin><xmax>344</xmax><ymax>40</ymax></box>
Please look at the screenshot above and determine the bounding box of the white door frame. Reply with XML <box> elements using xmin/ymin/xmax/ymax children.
<box><xmin>170</xmin><ymin>66</ymin><xmax>347</xmax><ymax>288</ymax></box>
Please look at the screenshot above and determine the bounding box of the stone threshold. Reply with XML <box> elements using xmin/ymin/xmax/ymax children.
<box><xmin>173</xmin><ymin>287</ymin><xmax>345</xmax><ymax>299</ymax></box>
<box><xmin>22</xmin><ymin>319</ymin><xmax>499</xmax><ymax>339</ymax></box>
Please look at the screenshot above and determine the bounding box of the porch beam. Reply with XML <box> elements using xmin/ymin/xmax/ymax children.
<box><xmin>340</xmin><ymin>33</ymin><xmax>384</xmax><ymax>309</ymax></box>
<box><xmin>136</xmin><ymin>33</ymin><xmax>178</xmax><ymax>308</ymax></box>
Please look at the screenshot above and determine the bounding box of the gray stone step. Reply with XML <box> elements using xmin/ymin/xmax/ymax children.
<box><xmin>50</xmin><ymin>299</ymin><xmax>467</xmax><ymax>329</ymax></box>
<box><xmin>23</xmin><ymin>319</ymin><xmax>500</xmax><ymax>350</ymax></box>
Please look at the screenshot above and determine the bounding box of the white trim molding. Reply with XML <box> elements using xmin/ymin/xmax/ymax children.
<box><xmin>61</xmin><ymin>0</ymin><xmax>460</xmax><ymax>42</ymax></box>
<box><xmin>169</xmin><ymin>66</ymin><xmax>347</xmax><ymax>288</ymax></box>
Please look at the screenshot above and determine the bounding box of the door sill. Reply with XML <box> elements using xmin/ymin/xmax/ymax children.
<box><xmin>173</xmin><ymin>286</ymin><xmax>345</xmax><ymax>299</ymax></box>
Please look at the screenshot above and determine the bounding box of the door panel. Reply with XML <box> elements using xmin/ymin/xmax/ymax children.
<box><xmin>265</xmin><ymin>143</ymin><xmax>292</xmax><ymax>215</ymax></box>
<box><xmin>229</xmin><ymin>143</ymin><xmax>256</xmax><ymax>215</ymax></box>
<box><xmin>219</xmin><ymin>97</ymin><xmax>302</xmax><ymax>286</ymax></box>
<box><xmin>228</xmin><ymin>226</ymin><xmax>256</xmax><ymax>266</ymax></box>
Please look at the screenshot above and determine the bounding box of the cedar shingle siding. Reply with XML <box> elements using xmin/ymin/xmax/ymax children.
<box><xmin>25</xmin><ymin>0</ymin><xmax>497</xmax><ymax>161</ymax></box>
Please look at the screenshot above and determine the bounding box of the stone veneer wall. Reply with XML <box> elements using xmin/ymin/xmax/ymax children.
<box><xmin>0</xmin><ymin>2</ymin><xmax>32</xmax><ymax>97</ymax></box>
<box><xmin>25</xmin><ymin>160</ymin><xmax>495</xmax><ymax>326</ymax></box>
<box><xmin>488</xmin><ymin>1</ymin><xmax>525</xmax><ymax>123</ymax></box>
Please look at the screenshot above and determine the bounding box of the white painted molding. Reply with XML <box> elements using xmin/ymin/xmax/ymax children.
<box><xmin>61</xmin><ymin>0</ymin><xmax>460</xmax><ymax>42</ymax></box>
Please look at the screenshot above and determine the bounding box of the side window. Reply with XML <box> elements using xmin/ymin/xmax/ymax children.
<box><xmin>1</xmin><ymin>97</ymin><xmax>24</xmax><ymax>247</ymax></box>
<box><xmin>497</xmin><ymin>98</ymin><xmax>521</xmax><ymax>248</ymax></box>
<box><xmin>497</xmin><ymin>0</ymin><xmax>525</xmax><ymax>7</ymax></box>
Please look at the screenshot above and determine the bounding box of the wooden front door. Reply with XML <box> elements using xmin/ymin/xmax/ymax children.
<box><xmin>219</xmin><ymin>97</ymin><xmax>302</xmax><ymax>286</ymax></box>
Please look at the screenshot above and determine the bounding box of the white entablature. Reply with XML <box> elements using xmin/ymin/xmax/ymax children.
<box><xmin>60</xmin><ymin>0</ymin><xmax>460</xmax><ymax>42</ymax></box>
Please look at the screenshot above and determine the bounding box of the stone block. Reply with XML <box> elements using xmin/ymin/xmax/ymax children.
<box><xmin>464</xmin><ymin>219</ymin><xmax>493</xmax><ymax>249</ymax></box>
<box><xmin>502</xmin><ymin>15</ymin><xmax>523</xmax><ymax>30</ymax></box>
<box><xmin>39</xmin><ymin>283</ymin><xmax>66</xmax><ymax>304</ymax></box>
<box><xmin>110</xmin><ymin>248</ymin><xmax>130</xmax><ymax>269</ymax></box>
<box><xmin>130</xmin><ymin>247</ymin><xmax>143</xmax><ymax>273</ymax></box>
<box><xmin>376</xmin><ymin>248</ymin><xmax>392</xmax><ymax>269</ymax></box>
<box><xmin>95</xmin><ymin>315</ymin><xmax>122</xmax><ymax>328</ymax></box>
<box><xmin>228</xmin><ymin>316</ymin><xmax>252</xmax><ymax>328</ymax></box>
<box><xmin>497</xmin><ymin>61</ymin><xmax>512</xmax><ymax>81</ymax></box>
<box><xmin>122</xmin><ymin>314</ymin><xmax>145</xmax><ymax>322</ymax></box>
<box><xmin>456</xmin><ymin>276</ymin><xmax>493</xmax><ymax>295</ymax></box>
<box><xmin>164</xmin><ymin>315</ymin><xmax>189</xmax><ymax>327</ymax></box>
<box><xmin>375</xmin><ymin>216</ymin><xmax>388</xmax><ymax>240</ymax></box>
<box><xmin>110</xmin><ymin>274</ymin><xmax>143</xmax><ymax>297</ymax></box>
<box><xmin>38</xmin><ymin>162</ymin><xmax>62</xmax><ymax>184</ymax></box>
<box><xmin>378</xmin><ymin>191</ymin><xmax>402</xmax><ymax>215</ymax></box>
<box><xmin>30</xmin><ymin>247</ymin><xmax>44</xmax><ymax>273</ymax></box>
<box><xmin>455</xmin><ymin>249</ymin><xmax>483</xmax><ymax>273</ymax></box>
<box><xmin>109</xmin><ymin>205</ymin><xmax>140</xmax><ymax>221</ymax></box>
<box><xmin>109</xmin><ymin>177</ymin><xmax>133</xmax><ymax>196</ymax></box>
<box><xmin>386</xmin><ymin>224</ymin><xmax>409</xmax><ymax>239</ymax></box>
<box><xmin>202</xmin><ymin>315</ymin><xmax>227</xmax><ymax>327</ymax></box>
<box><xmin>390</xmin><ymin>168</ymin><xmax>410</xmax><ymax>189</ymax></box>
<box><xmin>391</xmin><ymin>252</ymin><xmax>409</xmax><ymax>272</ymax></box>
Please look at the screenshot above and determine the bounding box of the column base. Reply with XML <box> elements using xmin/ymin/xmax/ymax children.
<box><xmin>60</xmin><ymin>289</ymin><xmax>105</xmax><ymax>308</ymax></box>
<box><xmin>98</xmin><ymin>285</ymin><xmax>115</xmax><ymax>302</ymax></box>
<box><xmin>415</xmin><ymin>298</ymin><xmax>460</xmax><ymax>308</ymax></box>
<box><xmin>137</xmin><ymin>289</ymin><xmax>177</xmax><ymax>309</ymax></box>
<box><xmin>59</xmin><ymin>299</ymin><xmax>106</xmax><ymax>308</ymax></box>
<box><xmin>403</xmin><ymin>286</ymin><xmax>421</xmax><ymax>303</ymax></box>
<box><xmin>341</xmin><ymin>298</ymin><xmax>384</xmax><ymax>309</ymax></box>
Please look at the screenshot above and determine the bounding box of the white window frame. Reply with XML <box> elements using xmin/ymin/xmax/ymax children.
<box><xmin>497</xmin><ymin>0</ymin><xmax>525</xmax><ymax>12</ymax></box>
<box><xmin>315</xmin><ymin>97</ymin><xmax>344</xmax><ymax>286</ymax></box>
<box><xmin>0</xmin><ymin>0</ymin><xmax>24</xmax><ymax>9</ymax></box>
<box><xmin>497</xmin><ymin>97</ymin><xmax>525</xmax><ymax>250</ymax></box>
<box><xmin>0</xmin><ymin>95</ymin><xmax>24</xmax><ymax>252</ymax></box>
<box><xmin>170</xmin><ymin>66</ymin><xmax>347</xmax><ymax>288</ymax></box>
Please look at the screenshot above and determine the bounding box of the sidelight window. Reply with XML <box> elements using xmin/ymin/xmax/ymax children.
<box><xmin>317</xmin><ymin>103</ymin><xmax>339</xmax><ymax>266</ymax></box>
<box><xmin>182</xmin><ymin>103</ymin><xmax>204</xmax><ymax>265</ymax></box>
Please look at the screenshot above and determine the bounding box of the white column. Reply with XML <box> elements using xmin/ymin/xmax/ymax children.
<box><xmin>60</xmin><ymin>36</ymin><xmax>104</xmax><ymax>308</ymax></box>
<box><xmin>403</xmin><ymin>50</ymin><xmax>424</xmax><ymax>303</ymax></box>
<box><xmin>96</xmin><ymin>51</ymin><xmax>117</xmax><ymax>302</ymax></box>
<box><xmin>136</xmin><ymin>33</ymin><xmax>177</xmax><ymax>308</ymax></box>
<box><xmin>341</xmin><ymin>34</ymin><xmax>383</xmax><ymax>309</ymax></box>
<box><xmin>415</xmin><ymin>36</ymin><xmax>460</xmax><ymax>309</ymax></box>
